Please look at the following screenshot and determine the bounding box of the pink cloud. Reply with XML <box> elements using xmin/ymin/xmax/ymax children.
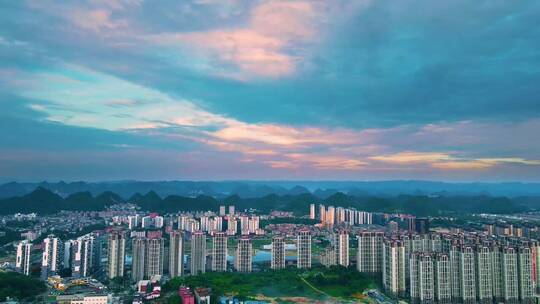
<box><xmin>161</xmin><ymin>29</ymin><xmax>294</xmax><ymax>78</ymax></box>
<box><xmin>210</xmin><ymin>122</ymin><xmax>362</xmax><ymax>146</ymax></box>
<box><xmin>148</xmin><ymin>0</ymin><xmax>324</xmax><ymax>79</ymax></box>
<box><xmin>68</xmin><ymin>9</ymin><xmax>128</xmax><ymax>32</ymax></box>
<box><xmin>202</xmin><ymin>120</ymin><xmax>540</xmax><ymax>172</ymax></box>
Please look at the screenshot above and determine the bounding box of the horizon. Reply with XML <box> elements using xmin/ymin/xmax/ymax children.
<box><xmin>4</xmin><ymin>179</ymin><xmax>540</xmax><ymax>185</ymax></box>
<box><xmin>1</xmin><ymin>1</ymin><xmax>540</xmax><ymax>181</ymax></box>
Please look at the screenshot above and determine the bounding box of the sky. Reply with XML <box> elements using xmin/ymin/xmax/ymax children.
<box><xmin>1</xmin><ymin>0</ymin><xmax>540</xmax><ymax>182</ymax></box>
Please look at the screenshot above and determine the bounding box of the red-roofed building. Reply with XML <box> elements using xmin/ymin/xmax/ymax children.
<box><xmin>179</xmin><ymin>286</ymin><xmax>195</xmax><ymax>304</ymax></box>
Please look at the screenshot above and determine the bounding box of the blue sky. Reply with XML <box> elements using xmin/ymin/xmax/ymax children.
<box><xmin>1</xmin><ymin>0</ymin><xmax>539</xmax><ymax>181</ymax></box>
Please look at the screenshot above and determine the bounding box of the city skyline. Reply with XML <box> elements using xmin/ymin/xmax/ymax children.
<box><xmin>9</xmin><ymin>199</ymin><xmax>540</xmax><ymax>303</ymax></box>
<box><xmin>1</xmin><ymin>1</ymin><xmax>540</xmax><ymax>181</ymax></box>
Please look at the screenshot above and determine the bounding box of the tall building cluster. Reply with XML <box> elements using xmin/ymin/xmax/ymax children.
<box><xmin>317</xmin><ymin>204</ymin><xmax>372</xmax><ymax>227</ymax></box>
<box><xmin>365</xmin><ymin>233</ymin><xmax>539</xmax><ymax>304</ymax></box>
<box><xmin>131</xmin><ymin>231</ymin><xmax>165</xmax><ymax>282</ymax></box>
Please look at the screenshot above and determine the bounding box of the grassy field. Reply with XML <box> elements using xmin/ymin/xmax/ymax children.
<box><xmin>164</xmin><ymin>266</ymin><xmax>376</xmax><ymax>303</ymax></box>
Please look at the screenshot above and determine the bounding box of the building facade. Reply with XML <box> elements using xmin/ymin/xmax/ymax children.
<box><xmin>212</xmin><ymin>232</ymin><xmax>227</xmax><ymax>272</ymax></box>
<box><xmin>271</xmin><ymin>236</ymin><xmax>285</xmax><ymax>270</ymax></box>
<box><xmin>107</xmin><ymin>231</ymin><xmax>126</xmax><ymax>279</ymax></box>
<box><xmin>297</xmin><ymin>230</ymin><xmax>311</xmax><ymax>269</ymax></box>
<box><xmin>235</xmin><ymin>237</ymin><xmax>252</xmax><ymax>272</ymax></box>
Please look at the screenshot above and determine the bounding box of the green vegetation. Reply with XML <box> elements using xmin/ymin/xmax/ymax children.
<box><xmin>164</xmin><ymin>266</ymin><xmax>376</xmax><ymax>302</ymax></box>
<box><xmin>0</xmin><ymin>271</ymin><xmax>47</xmax><ymax>301</ymax></box>
<box><xmin>0</xmin><ymin>228</ymin><xmax>22</xmax><ymax>246</ymax></box>
<box><xmin>1</xmin><ymin>187</ymin><xmax>536</xmax><ymax>216</ymax></box>
<box><xmin>108</xmin><ymin>276</ymin><xmax>132</xmax><ymax>293</ymax></box>
<box><xmin>305</xmin><ymin>267</ymin><xmax>378</xmax><ymax>298</ymax></box>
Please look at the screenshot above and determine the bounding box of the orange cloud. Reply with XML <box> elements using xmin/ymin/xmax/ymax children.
<box><xmin>284</xmin><ymin>153</ymin><xmax>366</xmax><ymax>170</ymax></box>
<box><xmin>370</xmin><ymin>152</ymin><xmax>452</xmax><ymax>164</ymax></box>
<box><xmin>371</xmin><ymin>152</ymin><xmax>540</xmax><ymax>171</ymax></box>
<box><xmin>210</xmin><ymin>122</ymin><xmax>360</xmax><ymax>146</ymax></box>
<box><xmin>431</xmin><ymin>161</ymin><xmax>494</xmax><ymax>170</ymax></box>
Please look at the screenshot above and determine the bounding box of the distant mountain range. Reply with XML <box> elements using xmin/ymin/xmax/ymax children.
<box><xmin>1</xmin><ymin>180</ymin><xmax>540</xmax><ymax>200</ymax></box>
<box><xmin>1</xmin><ymin>186</ymin><xmax>540</xmax><ymax>216</ymax></box>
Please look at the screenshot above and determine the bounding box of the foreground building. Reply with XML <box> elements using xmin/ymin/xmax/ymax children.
<box><xmin>146</xmin><ymin>237</ymin><xmax>164</xmax><ymax>278</ymax></box>
<box><xmin>382</xmin><ymin>239</ymin><xmax>406</xmax><ymax>297</ymax></box>
<box><xmin>410</xmin><ymin>252</ymin><xmax>435</xmax><ymax>304</ymax></box>
<box><xmin>132</xmin><ymin>237</ymin><xmax>146</xmax><ymax>282</ymax></box>
<box><xmin>107</xmin><ymin>231</ymin><xmax>126</xmax><ymax>279</ymax></box>
<box><xmin>42</xmin><ymin>235</ymin><xmax>62</xmax><ymax>279</ymax></box>
<box><xmin>357</xmin><ymin>231</ymin><xmax>383</xmax><ymax>275</ymax></box>
<box><xmin>169</xmin><ymin>230</ymin><xmax>184</xmax><ymax>278</ymax></box>
<box><xmin>16</xmin><ymin>240</ymin><xmax>32</xmax><ymax>275</ymax></box>
<box><xmin>271</xmin><ymin>236</ymin><xmax>285</xmax><ymax>270</ymax></box>
<box><xmin>72</xmin><ymin>235</ymin><xmax>95</xmax><ymax>278</ymax></box>
<box><xmin>235</xmin><ymin>237</ymin><xmax>252</xmax><ymax>272</ymax></box>
<box><xmin>373</xmin><ymin>232</ymin><xmax>538</xmax><ymax>304</ymax></box>
<box><xmin>297</xmin><ymin>230</ymin><xmax>311</xmax><ymax>269</ymax></box>
<box><xmin>191</xmin><ymin>231</ymin><xmax>206</xmax><ymax>275</ymax></box>
<box><xmin>212</xmin><ymin>232</ymin><xmax>227</xmax><ymax>272</ymax></box>
<box><xmin>334</xmin><ymin>230</ymin><xmax>349</xmax><ymax>267</ymax></box>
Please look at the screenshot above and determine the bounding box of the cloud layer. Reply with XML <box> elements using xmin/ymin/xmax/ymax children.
<box><xmin>0</xmin><ymin>0</ymin><xmax>539</xmax><ymax>181</ymax></box>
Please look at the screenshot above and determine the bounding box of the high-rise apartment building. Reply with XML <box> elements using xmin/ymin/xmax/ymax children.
<box><xmin>169</xmin><ymin>230</ymin><xmax>184</xmax><ymax>278</ymax></box>
<box><xmin>501</xmin><ymin>247</ymin><xmax>519</xmax><ymax>303</ymax></box>
<box><xmin>326</xmin><ymin>206</ymin><xmax>335</xmax><ymax>226</ymax></box>
<box><xmin>410</xmin><ymin>252</ymin><xmax>435</xmax><ymax>304</ymax></box>
<box><xmin>319</xmin><ymin>204</ymin><xmax>326</xmax><ymax>223</ymax></box>
<box><xmin>41</xmin><ymin>234</ymin><xmax>62</xmax><ymax>279</ymax></box>
<box><xmin>382</xmin><ymin>239</ymin><xmax>406</xmax><ymax>297</ymax></box>
<box><xmin>271</xmin><ymin>236</ymin><xmax>285</xmax><ymax>270</ymax></box>
<box><xmin>309</xmin><ymin>204</ymin><xmax>315</xmax><ymax>220</ymax></box>
<box><xmin>146</xmin><ymin>237</ymin><xmax>164</xmax><ymax>278</ymax></box>
<box><xmin>336</xmin><ymin>207</ymin><xmax>345</xmax><ymax>224</ymax></box>
<box><xmin>240</xmin><ymin>216</ymin><xmax>249</xmax><ymax>235</ymax></box>
<box><xmin>449</xmin><ymin>244</ymin><xmax>462</xmax><ymax>302</ymax></box>
<box><xmin>415</xmin><ymin>218</ymin><xmax>430</xmax><ymax>235</ymax></box>
<box><xmin>128</xmin><ymin>215</ymin><xmax>139</xmax><ymax>229</ymax></box>
<box><xmin>491</xmin><ymin>244</ymin><xmax>503</xmax><ymax>303</ymax></box>
<box><xmin>475</xmin><ymin>245</ymin><xmax>493</xmax><ymax>304</ymax></box>
<box><xmin>249</xmin><ymin>216</ymin><xmax>259</xmax><ymax>234</ymax></box>
<box><xmin>357</xmin><ymin>231</ymin><xmax>383</xmax><ymax>274</ymax></box>
<box><xmin>434</xmin><ymin>253</ymin><xmax>452</xmax><ymax>304</ymax></box>
<box><xmin>334</xmin><ymin>230</ymin><xmax>349</xmax><ymax>267</ymax></box>
<box><xmin>212</xmin><ymin>232</ymin><xmax>227</xmax><ymax>272</ymax></box>
<box><xmin>131</xmin><ymin>237</ymin><xmax>146</xmax><ymax>282</ymax></box>
<box><xmin>319</xmin><ymin>247</ymin><xmax>336</xmax><ymax>268</ymax></box>
<box><xmin>72</xmin><ymin>235</ymin><xmax>94</xmax><ymax>278</ymax></box>
<box><xmin>517</xmin><ymin>246</ymin><xmax>534</xmax><ymax>304</ymax></box>
<box><xmin>297</xmin><ymin>229</ymin><xmax>311</xmax><ymax>269</ymax></box>
<box><xmin>219</xmin><ymin>205</ymin><xmax>226</xmax><ymax>216</ymax></box>
<box><xmin>107</xmin><ymin>231</ymin><xmax>126</xmax><ymax>279</ymax></box>
<box><xmin>227</xmin><ymin>217</ymin><xmax>237</xmax><ymax>236</ymax></box>
<box><xmin>190</xmin><ymin>231</ymin><xmax>206</xmax><ymax>275</ymax></box>
<box><xmin>16</xmin><ymin>240</ymin><xmax>32</xmax><ymax>275</ymax></box>
<box><xmin>235</xmin><ymin>237</ymin><xmax>252</xmax><ymax>272</ymax></box>
<box><xmin>460</xmin><ymin>246</ymin><xmax>477</xmax><ymax>304</ymax></box>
